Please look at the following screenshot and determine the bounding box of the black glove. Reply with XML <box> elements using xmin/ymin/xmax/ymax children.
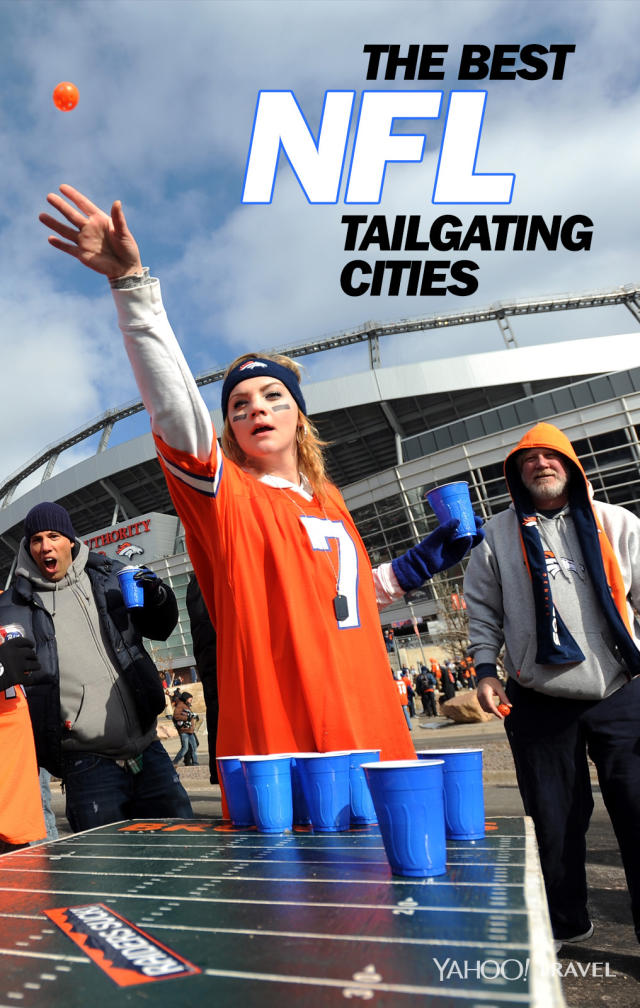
<box><xmin>0</xmin><ymin>637</ymin><xmax>41</xmax><ymax>689</ymax></box>
<box><xmin>133</xmin><ymin>568</ymin><xmax>168</xmax><ymax>606</ymax></box>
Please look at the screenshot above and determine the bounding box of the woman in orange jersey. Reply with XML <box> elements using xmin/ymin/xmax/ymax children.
<box><xmin>0</xmin><ymin>638</ymin><xmax>45</xmax><ymax>851</ymax></box>
<box><xmin>40</xmin><ymin>186</ymin><xmax>483</xmax><ymax>765</ymax></box>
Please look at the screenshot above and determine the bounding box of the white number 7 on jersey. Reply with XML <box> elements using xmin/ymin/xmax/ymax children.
<box><xmin>299</xmin><ymin>516</ymin><xmax>360</xmax><ymax>629</ymax></box>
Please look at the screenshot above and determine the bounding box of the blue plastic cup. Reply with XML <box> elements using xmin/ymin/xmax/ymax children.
<box><xmin>417</xmin><ymin>748</ymin><xmax>485</xmax><ymax>840</ymax></box>
<box><xmin>362</xmin><ymin>759</ymin><xmax>446</xmax><ymax>877</ymax></box>
<box><xmin>290</xmin><ymin>758</ymin><xmax>311</xmax><ymax>826</ymax></box>
<box><xmin>268</xmin><ymin>754</ymin><xmax>311</xmax><ymax>826</ymax></box>
<box><xmin>426</xmin><ymin>482</ymin><xmax>475</xmax><ymax>539</ymax></box>
<box><xmin>216</xmin><ymin>756</ymin><xmax>255</xmax><ymax>827</ymax></box>
<box><xmin>116</xmin><ymin>565</ymin><xmax>145</xmax><ymax>608</ymax></box>
<box><xmin>240</xmin><ymin>756</ymin><xmax>293</xmax><ymax>834</ymax></box>
<box><xmin>349</xmin><ymin>750</ymin><xmax>380</xmax><ymax>825</ymax></box>
<box><xmin>295</xmin><ymin>752</ymin><xmax>351</xmax><ymax>832</ymax></box>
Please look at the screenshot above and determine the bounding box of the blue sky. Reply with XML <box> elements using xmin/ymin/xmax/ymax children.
<box><xmin>1</xmin><ymin>0</ymin><xmax>640</xmax><ymax>487</ymax></box>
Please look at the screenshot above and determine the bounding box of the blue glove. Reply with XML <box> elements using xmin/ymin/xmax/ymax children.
<box><xmin>133</xmin><ymin>568</ymin><xmax>168</xmax><ymax>606</ymax></box>
<box><xmin>392</xmin><ymin>517</ymin><xmax>482</xmax><ymax>592</ymax></box>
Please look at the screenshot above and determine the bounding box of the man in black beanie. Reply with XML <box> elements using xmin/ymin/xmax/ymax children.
<box><xmin>0</xmin><ymin>500</ymin><xmax>193</xmax><ymax>832</ymax></box>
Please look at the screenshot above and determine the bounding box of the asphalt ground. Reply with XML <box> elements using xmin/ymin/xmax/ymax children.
<box><xmin>42</xmin><ymin>713</ymin><xmax>639</xmax><ymax>1008</ymax></box>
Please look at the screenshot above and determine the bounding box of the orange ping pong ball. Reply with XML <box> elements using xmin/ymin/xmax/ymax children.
<box><xmin>53</xmin><ymin>82</ymin><xmax>79</xmax><ymax>111</ymax></box>
<box><xmin>497</xmin><ymin>703</ymin><xmax>511</xmax><ymax>717</ymax></box>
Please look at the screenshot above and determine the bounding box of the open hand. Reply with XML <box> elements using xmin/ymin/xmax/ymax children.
<box><xmin>39</xmin><ymin>184</ymin><xmax>143</xmax><ymax>279</ymax></box>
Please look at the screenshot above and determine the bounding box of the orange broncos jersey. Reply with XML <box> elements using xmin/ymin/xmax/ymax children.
<box><xmin>155</xmin><ymin>433</ymin><xmax>414</xmax><ymax>762</ymax></box>
<box><xmin>0</xmin><ymin>686</ymin><xmax>45</xmax><ymax>845</ymax></box>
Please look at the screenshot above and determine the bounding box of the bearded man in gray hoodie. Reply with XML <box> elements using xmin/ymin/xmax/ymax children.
<box><xmin>0</xmin><ymin>501</ymin><xmax>193</xmax><ymax>832</ymax></box>
<box><xmin>464</xmin><ymin>422</ymin><xmax>640</xmax><ymax>953</ymax></box>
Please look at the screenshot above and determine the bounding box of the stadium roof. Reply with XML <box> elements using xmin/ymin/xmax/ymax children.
<box><xmin>2</xmin><ymin>325</ymin><xmax>639</xmax><ymax>586</ymax></box>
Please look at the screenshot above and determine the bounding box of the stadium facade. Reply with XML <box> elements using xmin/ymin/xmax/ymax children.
<box><xmin>3</xmin><ymin>296</ymin><xmax>640</xmax><ymax>671</ymax></box>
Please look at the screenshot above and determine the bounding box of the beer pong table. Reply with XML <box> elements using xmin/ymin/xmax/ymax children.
<box><xmin>0</xmin><ymin>816</ymin><xmax>564</xmax><ymax>1007</ymax></box>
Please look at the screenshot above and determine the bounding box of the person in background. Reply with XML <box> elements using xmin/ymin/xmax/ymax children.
<box><xmin>0</xmin><ymin>500</ymin><xmax>193</xmax><ymax>832</ymax></box>
<box><xmin>466</xmin><ymin>656</ymin><xmax>477</xmax><ymax>689</ymax></box>
<box><xmin>414</xmin><ymin>664</ymin><xmax>428</xmax><ymax>714</ymax></box>
<box><xmin>401</xmin><ymin>667</ymin><xmax>416</xmax><ymax>718</ymax></box>
<box><xmin>416</xmin><ymin>664</ymin><xmax>437</xmax><ymax>717</ymax></box>
<box><xmin>186</xmin><ymin>572</ymin><xmax>219</xmax><ymax>784</ymax></box>
<box><xmin>440</xmin><ymin>661</ymin><xmax>456</xmax><ymax>701</ymax></box>
<box><xmin>394</xmin><ymin>670</ymin><xmax>412</xmax><ymax>731</ymax></box>
<box><xmin>429</xmin><ymin>656</ymin><xmax>441</xmax><ymax>683</ymax></box>
<box><xmin>172</xmin><ymin>691</ymin><xmax>199</xmax><ymax>767</ymax></box>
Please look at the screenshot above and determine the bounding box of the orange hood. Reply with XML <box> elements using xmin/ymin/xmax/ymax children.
<box><xmin>504</xmin><ymin>422</ymin><xmax>631</xmax><ymax>636</ymax></box>
<box><xmin>504</xmin><ymin>422</ymin><xmax>587</xmax><ymax>501</ymax></box>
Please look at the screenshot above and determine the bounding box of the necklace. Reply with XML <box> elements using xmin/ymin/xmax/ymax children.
<box><xmin>280</xmin><ymin>485</ymin><xmax>349</xmax><ymax>621</ymax></box>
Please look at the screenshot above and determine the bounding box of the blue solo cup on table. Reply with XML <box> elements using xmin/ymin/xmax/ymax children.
<box><xmin>216</xmin><ymin>757</ymin><xmax>255</xmax><ymax>827</ymax></box>
<box><xmin>362</xmin><ymin>759</ymin><xmax>446</xmax><ymax>877</ymax></box>
<box><xmin>426</xmin><ymin>481</ymin><xmax>476</xmax><ymax>539</ymax></box>
<box><xmin>295</xmin><ymin>752</ymin><xmax>351</xmax><ymax>832</ymax></box>
<box><xmin>290</xmin><ymin>758</ymin><xmax>312</xmax><ymax>826</ymax></box>
<box><xmin>268</xmin><ymin>754</ymin><xmax>311</xmax><ymax>826</ymax></box>
<box><xmin>116</xmin><ymin>566</ymin><xmax>145</xmax><ymax>608</ymax></box>
<box><xmin>240</xmin><ymin>755</ymin><xmax>293</xmax><ymax>834</ymax></box>
<box><xmin>417</xmin><ymin>748</ymin><xmax>485</xmax><ymax>840</ymax></box>
<box><xmin>349</xmin><ymin>750</ymin><xmax>380</xmax><ymax>825</ymax></box>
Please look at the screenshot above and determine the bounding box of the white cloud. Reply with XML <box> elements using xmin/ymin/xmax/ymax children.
<box><xmin>1</xmin><ymin>0</ymin><xmax>639</xmax><ymax>486</ymax></box>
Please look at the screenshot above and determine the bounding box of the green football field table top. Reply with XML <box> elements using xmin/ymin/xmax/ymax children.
<box><xmin>0</xmin><ymin>816</ymin><xmax>564</xmax><ymax>1007</ymax></box>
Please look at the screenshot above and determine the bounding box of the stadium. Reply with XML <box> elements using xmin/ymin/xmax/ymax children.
<box><xmin>2</xmin><ymin>283</ymin><xmax>640</xmax><ymax>672</ymax></box>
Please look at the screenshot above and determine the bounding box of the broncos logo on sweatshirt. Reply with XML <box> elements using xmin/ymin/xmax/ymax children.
<box><xmin>543</xmin><ymin>550</ymin><xmax>583</xmax><ymax>580</ymax></box>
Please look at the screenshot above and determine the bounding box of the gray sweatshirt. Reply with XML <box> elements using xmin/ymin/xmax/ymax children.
<box><xmin>464</xmin><ymin>501</ymin><xmax>640</xmax><ymax>700</ymax></box>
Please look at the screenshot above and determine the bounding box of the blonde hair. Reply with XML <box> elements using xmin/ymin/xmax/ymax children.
<box><xmin>221</xmin><ymin>351</ymin><xmax>330</xmax><ymax>500</ymax></box>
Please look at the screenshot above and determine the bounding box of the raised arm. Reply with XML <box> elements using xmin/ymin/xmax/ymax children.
<box><xmin>39</xmin><ymin>185</ymin><xmax>213</xmax><ymax>460</ymax></box>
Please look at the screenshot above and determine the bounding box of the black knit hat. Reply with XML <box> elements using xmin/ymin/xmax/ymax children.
<box><xmin>24</xmin><ymin>502</ymin><xmax>76</xmax><ymax>544</ymax></box>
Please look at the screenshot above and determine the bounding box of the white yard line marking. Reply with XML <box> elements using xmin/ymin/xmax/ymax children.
<box><xmin>0</xmin><ymin>887</ymin><xmax>528</xmax><ymax>913</ymax></box>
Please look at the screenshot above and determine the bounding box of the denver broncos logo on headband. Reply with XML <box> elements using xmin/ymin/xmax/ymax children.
<box><xmin>522</xmin><ymin>516</ymin><xmax>538</xmax><ymax>526</ymax></box>
<box><xmin>221</xmin><ymin>358</ymin><xmax>307</xmax><ymax>420</ymax></box>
